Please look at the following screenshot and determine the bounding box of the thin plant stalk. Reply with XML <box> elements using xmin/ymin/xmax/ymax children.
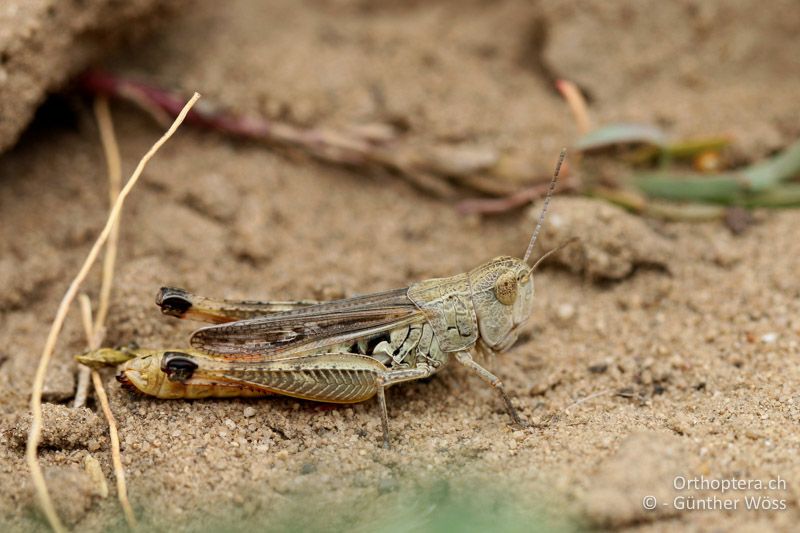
<box><xmin>79</xmin><ymin>296</ymin><xmax>137</xmax><ymax>529</ymax></box>
<box><xmin>26</xmin><ymin>92</ymin><xmax>200</xmax><ymax>533</ymax></box>
<box><xmin>74</xmin><ymin>97</ymin><xmax>123</xmax><ymax>409</ymax></box>
<box><xmin>76</xmin><ymin>97</ymin><xmax>137</xmax><ymax>529</ymax></box>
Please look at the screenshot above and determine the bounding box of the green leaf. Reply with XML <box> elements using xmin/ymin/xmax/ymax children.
<box><xmin>577</xmin><ymin>123</ymin><xmax>667</xmax><ymax>151</ymax></box>
<box><xmin>634</xmin><ymin>137</ymin><xmax>800</xmax><ymax>204</ymax></box>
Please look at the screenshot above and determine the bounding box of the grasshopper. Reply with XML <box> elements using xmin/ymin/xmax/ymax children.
<box><xmin>80</xmin><ymin>151</ymin><xmax>571</xmax><ymax>447</ymax></box>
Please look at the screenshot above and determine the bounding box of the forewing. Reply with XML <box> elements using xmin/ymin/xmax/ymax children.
<box><xmin>189</xmin><ymin>288</ymin><xmax>424</xmax><ymax>358</ymax></box>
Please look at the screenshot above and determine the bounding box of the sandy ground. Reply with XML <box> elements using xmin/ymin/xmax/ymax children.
<box><xmin>1</xmin><ymin>0</ymin><xmax>800</xmax><ymax>531</ymax></box>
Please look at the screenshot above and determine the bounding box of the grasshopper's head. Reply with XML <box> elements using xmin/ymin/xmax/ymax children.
<box><xmin>469</xmin><ymin>257</ymin><xmax>536</xmax><ymax>349</ymax></box>
<box><xmin>470</xmin><ymin>149</ymin><xmax>571</xmax><ymax>350</ymax></box>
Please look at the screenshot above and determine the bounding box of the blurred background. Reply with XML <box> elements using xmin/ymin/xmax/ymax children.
<box><xmin>1</xmin><ymin>1</ymin><xmax>799</xmax><ymax>531</ymax></box>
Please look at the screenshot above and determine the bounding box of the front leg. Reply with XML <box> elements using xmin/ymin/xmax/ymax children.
<box><xmin>455</xmin><ymin>351</ymin><xmax>525</xmax><ymax>427</ymax></box>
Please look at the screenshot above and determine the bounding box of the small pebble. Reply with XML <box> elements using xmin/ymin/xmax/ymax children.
<box><xmin>42</xmin><ymin>362</ymin><xmax>76</xmax><ymax>402</ymax></box>
<box><xmin>243</xmin><ymin>407</ymin><xmax>256</xmax><ymax>418</ymax></box>
<box><xmin>666</xmin><ymin>414</ymin><xmax>690</xmax><ymax>435</ymax></box>
<box><xmin>588</xmin><ymin>363</ymin><xmax>608</xmax><ymax>374</ymax></box>
<box><xmin>761</xmin><ymin>332</ymin><xmax>778</xmax><ymax>344</ymax></box>
<box><xmin>37</xmin><ymin>467</ymin><xmax>96</xmax><ymax>526</ymax></box>
<box><xmin>556</xmin><ymin>303</ymin><xmax>576</xmax><ymax>321</ymax></box>
<box><xmin>83</xmin><ymin>454</ymin><xmax>108</xmax><ymax>498</ymax></box>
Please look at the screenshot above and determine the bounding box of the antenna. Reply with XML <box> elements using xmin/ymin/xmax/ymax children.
<box><xmin>529</xmin><ymin>237</ymin><xmax>578</xmax><ymax>273</ymax></box>
<box><xmin>523</xmin><ymin>148</ymin><xmax>566</xmax><ymax>264</ymax></box>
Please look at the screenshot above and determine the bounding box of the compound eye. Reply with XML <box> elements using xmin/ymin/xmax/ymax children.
<box><xmin>161</xmin><ymin>351</ymin><xmax>198</xmax><ymax>382</ymax></box>
<box><xmin>494</xmin><ymin>270</ymin><xmax>518</xmax><ymax>306</ymax></box>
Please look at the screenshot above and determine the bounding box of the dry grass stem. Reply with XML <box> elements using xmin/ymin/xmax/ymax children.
<box><xmin>91</xmin><ymin>370</ymin><xmax>136</xmax><ymax>527</ymax></box>
<box><xmin>74</xmin><ymin>97</ymin><xmax>123</xmax><ymax>409</ymax></box>
<box><xmin>88</xmin><ymin>97</ymin><xmax>136</xmax><ymax>528</ymax></box>
<box><xmin>79</xmin><ymin>296</ymin><xmax>138</xmax><ymax>529</ymax></box>
<box><xmin>94</xmin><ymin>96</ymin><xmax>124</xmax><ymax>336</ymax></box>
<box><xmin>76</xmin><ymin>97</ymin><xmax>138</xmax><ymax>529</ymax></box>
<box><xmin>564</xmin><ymin>389</ymin><xmax>612</xmax><ymax>414</ymax></box>
<box><xmin>79</xmin><ymin>294</ymin><xmax>95</xmax><ymax>343</ymax></box>
<box><xmin>26</xmin><ymin>92</ymin><xmax>200</xmax><ymax>533</ymax></box>
<box><xmin>73</xmin><ymin>366</ymin><xmax>92</xmax><ymax>410</ymax></box>
<box><xmin>556</xmin><ymin>79</ymin><xmax>592</xmax><ymax>135</ymax></box>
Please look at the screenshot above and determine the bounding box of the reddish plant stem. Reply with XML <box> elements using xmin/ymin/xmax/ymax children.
<box><xmin>79</xmin><ymin>69</ymin><xmax>378</xmax><ymax>166</ymax></box>
<box><xmin>79</xmin><ymin>69</ymin><xmax>564</xmax><ymax>206</ymax></box>
<box><xmin>457</xmin><ymin>175</ymin><xmax>577</xmax><ymax>215</ymax></box>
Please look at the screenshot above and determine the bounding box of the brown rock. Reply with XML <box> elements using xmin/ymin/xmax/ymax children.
<box><xmin>42</xmin><ymin>360</ymin><xmax>76</xmax><ymax>403</ymax></box>
<box><xmin>0</xmin><ymin>0</ymin><xmax>187</xmax><ymax>153</ymax></box>
<box><xmin>24</xmin><ymin>467</ymin><xmax>98</xmax><ymax>527</ymax></box>
<box><xmin>531</xmin><ymin>197</ymin><xmax>670</xmax><ymax>280</ymax></box>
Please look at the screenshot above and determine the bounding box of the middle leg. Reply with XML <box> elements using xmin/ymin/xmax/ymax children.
<box><xmin>375</xmin><ymin>365</ymin><xmax>435</xmax><ymax>448</ymax></box>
